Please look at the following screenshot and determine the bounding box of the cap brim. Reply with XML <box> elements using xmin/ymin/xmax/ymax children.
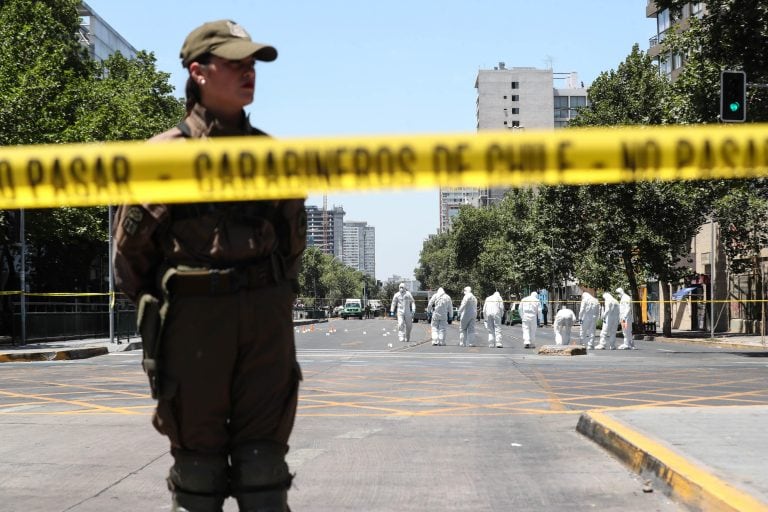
<box><xmin>211</xmin><ymin>40</ymin><xmax>278</xmax><ymax>62</ymax></box>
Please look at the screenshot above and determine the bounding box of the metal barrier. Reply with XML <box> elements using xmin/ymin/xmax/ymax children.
<box><xmin>1</xmin><ymin>296</ymin><xmax>138</xmax><ymax>345</ymax></box>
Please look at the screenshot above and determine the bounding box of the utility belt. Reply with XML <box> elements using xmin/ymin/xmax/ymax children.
<box><xmin>140</xmin><ymin>253</ymin><xmax>290</xmax><ymax>399</ymax></box>
<box><xmin>166</xmin><ymin>253</ymin><xmax>287</xmax><ymax>296</ymax></box>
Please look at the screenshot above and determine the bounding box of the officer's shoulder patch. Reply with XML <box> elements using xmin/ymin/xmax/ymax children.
<box><xmin>122</xmin><ymin>206</ymin><xmax>144</xmax><ymax>236</ymax></box>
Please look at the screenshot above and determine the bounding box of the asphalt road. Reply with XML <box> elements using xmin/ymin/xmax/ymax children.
<box><xmin>1</xmin><ymin>317</ymin><xmax>766</xmax><ymax>511</ymax></box>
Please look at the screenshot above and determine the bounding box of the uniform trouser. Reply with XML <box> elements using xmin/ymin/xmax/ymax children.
<box><xmin>620</xmin><ymin>319</ymin><xmax>634</xmax><ymax>347</ymax></box>
<box><xmin>431</xmin><ymin>317</ymin><xmax>447</xmax><ymax>344</ymax></box>
<box><xmin>599</xmin><ymin>316</ymin><xmax>619</xmax><ymax>348</ymax></box>
<box><xmin>156</xmin><ymin>281</ymin><xmax>300</xmax><ymax>510</ymax></box>
<box><xmin>555</xmin><ymin>324</ymin><xmax>572</xmax><ymax>345</ymax></box>
<box><xmin>459</xmin><ymin>316</ymin><xmax>475</xmax><ymax>345</ymax></box>
<box><xmin>397</xmin><ymin>312</ymin><xmax>413</xmax><ymax>342</ymax></box>
<box><xmin>521</xmin><ymin>317</ymin><xmax>537</xmax><ymax>345</ymax></box>
<box><xmin>580</xmin><ymin>314</ymin><xmax>597</xmax><ymax>347</ymax></box>
<box><xmin>484</xmin><ymin>314</ymin><xmax>502</xmax><ymax>345</ymax></box>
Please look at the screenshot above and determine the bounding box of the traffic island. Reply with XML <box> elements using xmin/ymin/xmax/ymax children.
<box><xmin>537</xmin><ymin>344</ymin><xmax>587</xmax><ymax>356</ymax></box>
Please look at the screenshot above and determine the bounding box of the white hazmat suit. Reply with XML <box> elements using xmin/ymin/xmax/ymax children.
<box><xmin>482</xmin><ymin>291</ymin><xmax>505</xmax><ymax>348</ymax></box>
<box><xmin>596</xmin><ymin>292</ymin><xmax>620</xmax><ymax>350</ymax></box>
<box><xmin>616</xmin><ymin>287</ymin><xmax>635</xmax><ymax>349</ymax></box>
<box><xmin>390</xmin><ymin>283</ymin><xmax>415</xmax><ymax>343</ymax></box>
<box><xmin>427</xmin><ymin>287</ymin><xmax>452</xmax><ymax>346</ymax></box>
<box><xmin>553</xmin><ymin>306</ymin><xmax>577</xmax><ymax>345</ymax></box>
<box><xmin>520</xmin><ymin>291</ymin><xmax>542</xmax><ymax>348</ymax></box>
<box><xmin>579</xmin><ymin>292</ymin><xmax>600</xmax><ymax>348</ymax></box>
<box><xmin>458</xmin><ymin>287</ymin><xmax>478</xmax><ymax>347</ymax></box>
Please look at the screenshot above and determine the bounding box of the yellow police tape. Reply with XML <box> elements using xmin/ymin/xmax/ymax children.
<box><xmin>0</xmin><ymin>123</ymin><xmax>767</xmax><ymax>208</ymax></box>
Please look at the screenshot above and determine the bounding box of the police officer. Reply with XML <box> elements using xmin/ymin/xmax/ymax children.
<box><xmin>113</xmin><ymin>20</ymin><xmax>306</xmax><ymax>512</ymax></box>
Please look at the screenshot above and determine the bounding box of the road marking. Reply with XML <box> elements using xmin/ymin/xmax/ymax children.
<box><xmin>336</xmin><ymin>428</ymin><xmax>381</xmax><ymax>439</ymax></box>
<box><xmin>286</xmin><ymin>448</ymin><xmax>326</xmax><ymax>469</ymax></box>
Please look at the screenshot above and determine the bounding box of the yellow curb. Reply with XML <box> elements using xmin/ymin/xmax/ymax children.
<box><xmin>577</xmin><ymin>411</ymin><xmax>768</xmax><ymax>512</ymax></box>
<box><xmin>0</xmin><ymin>347</ymin><xmax>108</xmax><ymax>363</ymax></box>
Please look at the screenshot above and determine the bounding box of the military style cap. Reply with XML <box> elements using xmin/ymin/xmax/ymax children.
<box><xmin>180</xmin><ymin>20</ymin><xmax>277</xmax><ymax>67</ymax></box>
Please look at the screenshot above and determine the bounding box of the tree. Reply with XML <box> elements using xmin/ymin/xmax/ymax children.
<box><xmin>321</xmin><ymin>259</ymin><xmax>365</xmax><ymax>306</ymax></box>
<box><xmin>657</xmin><ymin>1</ymin><xmax>768</xmax><ymax>329</ymax></box>
<box><xmin>0</xmin><ymin>0</ymin><xmax>184</xmax><ymax>299</ymax></box>
<box><xmin>0</xmin><ymin>0</ymin><xmax>90</xmax><ymax>146</ymax></box>
<box><xmin>569</xmin><ymin>44</ymin><xmax>713</xmax><ymax>335</ymax></box>
<box><xmin>415</xmin><ymin>232</ymin><xmax>461</xmax><ymax>294</ymax></box>
<box><xmin>64</xmin><ymin>51</ymin><xmax>184</xmax><ymax>142</ymax></box>
<box><xmin>298</xmin><ymin>247</ymin><xmax>328</xmax><ymax>306</ymax></box>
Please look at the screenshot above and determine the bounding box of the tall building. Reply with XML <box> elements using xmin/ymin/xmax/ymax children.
<box><xmin>646</xmin><ymin>1</ymin><xmax>705</xmax><ymax>80</ymax></box>
<box><xmin>343</xmin><ymin>221</ymin><xmax>376</xmax><ymax>278</ymax></box>
<box><xmin>77</xmin><ymin>2</ymin><xmax>137</xmax><ymax>61</ymax></box>
<box><xmin>306</xmin><ymin>205</ymin><xmax>345</xmax><ymax>258</ymax></box>
<box><xmin>439</xmin><ymin>187</ymin><xmax>482</xmax><ymax>233</ymax></box>
<box><xmin>439</xmin><ymin>65</ymin><xmax>588</xmax><ymax>231</ymax></box>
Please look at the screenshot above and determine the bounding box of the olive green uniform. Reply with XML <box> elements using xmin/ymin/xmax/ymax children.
<box><xmin>113</xmin><ymin>103</ymin><xmax>306</xmax><ymax>511</ymax></box>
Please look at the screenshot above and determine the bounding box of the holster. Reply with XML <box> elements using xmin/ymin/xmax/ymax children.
<box><xmin>138</xmin><ymin>293</ymin><xmax>164</xmax><ymax>399</ymax></box>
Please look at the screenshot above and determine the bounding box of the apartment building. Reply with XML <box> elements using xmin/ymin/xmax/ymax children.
<box><xmin>343</xmin><ymin>221</ymin><xmax>376</xmax><ymax>279</ymax></box>
<box><xmin>77</xmin><ymin>2</ymin><xmax>137</xmax><ymax>61</ymax></box>
<box><xmin>438</xmin><ymin>65</ymin><xmax>588</xmax><ymax>231</ymax></box>
<box><xmin>306</xmin><ymin>205</ymin><xmax>345</xmax><ymax>259</ymax></box>
<box><xmin>646</xmin><ymin>1</ymin><xmax>705</xmax><ymax>80</ymax></box>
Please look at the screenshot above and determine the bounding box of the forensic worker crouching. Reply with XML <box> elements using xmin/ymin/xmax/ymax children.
<box><xmin>113</xmin><ymin>20</ymin><xmax>306</xmax><ymax>512</ymax></box>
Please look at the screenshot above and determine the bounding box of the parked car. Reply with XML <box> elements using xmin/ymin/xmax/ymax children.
<box><xmin>331</xmin><ymin>305</ymin><xmax>345</xmax><ymax>317</ymax></box>
<box><xmin>367</xmin><ymin>299</ymin><xmax>384</xmax><ymax>317</ymax></box>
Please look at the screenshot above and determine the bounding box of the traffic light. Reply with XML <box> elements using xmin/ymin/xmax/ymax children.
<box><xmin>720</xmin><ymin>70</ymin><xmax>746</xmax><ymax>122</ymax></box>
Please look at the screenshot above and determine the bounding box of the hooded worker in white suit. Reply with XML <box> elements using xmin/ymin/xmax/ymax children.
<box><xmin>458</xmin><ymin>286</ymin><xmax>478</xmax><ymax>347</ymax></box>
<box><xmin>520</xmin><ymin>291</ymin><xmax>542</xmax><ymax>348</ymax></box>
<box><xmin>482</xmin><ymin>291</ymin><xmax>505</xmax><ymax>348</ymax></box>
<box><xmin>616</xmin><ymin>287</ymin><xmax>636</xmax><ymax>349</ymax></box>
<box><xmin>390</xmin><ymin>283</ymin><xmax>415</xmax><ymax>343</ymax></box>
<box><xmin>427</xmin><ymin>287</ymin><xmax>452</xmax><ymax>346</ymax></box>
<box><xmin>579</xmin><ymin>292</ymin><xmax>600</xmax><ymax>348</ymax></box>
<box><xmin>553</xmin><ymin>305</ymin><xmax>577</xmax><ymax>345</ymax></box>
<box><xmin>596</xmin><ymin>292</ymin><xmax>620</xmax><ymax>350</ymax></box>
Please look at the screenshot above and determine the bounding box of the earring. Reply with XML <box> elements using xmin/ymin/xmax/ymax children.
<box><xmin>199</xmin><ymin>78</ymin><xmax>206</xmax><ymax>85</ymax></box>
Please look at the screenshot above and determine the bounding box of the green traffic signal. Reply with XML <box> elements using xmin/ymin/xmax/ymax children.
<box><xmin>720</xmin><ymin>70</ymin><xmax>746</xmax><ymax>122</ymax></box>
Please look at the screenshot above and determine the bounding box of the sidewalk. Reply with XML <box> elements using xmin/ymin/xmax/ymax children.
<box><xmin>578</xmin><ymin>406</ymin><xmax>768</xmax><ymax>512</ymax></box>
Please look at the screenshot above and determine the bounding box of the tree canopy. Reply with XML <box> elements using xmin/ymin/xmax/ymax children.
<box><xmin>0</xmin><ymin>0</ymin><xmax>184</xmax><ymax>294</ymax></box>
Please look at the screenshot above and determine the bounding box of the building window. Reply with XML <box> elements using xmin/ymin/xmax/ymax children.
<box><xmin>511</xmin><ymin>81</ymin><xmax>519</xmax><ymax>89</ymax></box>
<box><xmin>659</xmin><ymin>55</ymin><xmax>672</xmax><ymax>76</ymax></box>
<box><xmin>691</xmin><ymin>2</ymin><xmax>704</xmax><ymax>16</ymax></box>
<box><xmin>554</xmin><ymin>96</ymin><xmax>569</xmax><ymax>119</ymax></box>
<box><xmin>657</xmin><ymin>8</ymin><xmax>671</xmax><ymax>42</ymax></box>
<box><xmin>510</xmin><ymin>95</ymin><xmax>519</xmax><ymax>101</ymax></box>
<box><xmin>511</xmin><ymin>108</ymin><xmax>519</xmax><ymax>114</ymax></box>
<box><xmin>511</xmin><ymin>121</ymin><xmax>520</xmax><ymax>127</ymax></box>
<box><xmin>672</xmin><ymin>52</ymin><xmax>684</xmax><ymax>70</ymax></box>
<box><xmin>569</xmin><ymin>96</ymin><xmax>586</xmax><ymax>118</ymax></box>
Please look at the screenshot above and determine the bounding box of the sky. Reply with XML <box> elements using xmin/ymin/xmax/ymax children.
<box><xmin>85</xmin><ymin>1</ymin><xmax>656</xmax><ymax>282</ymax></box>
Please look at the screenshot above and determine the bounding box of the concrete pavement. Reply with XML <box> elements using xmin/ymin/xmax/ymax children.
<box><xmin>1</xmin><ymin>327</ymin><xmax>766</xmax><ymax>511</ymax></box>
